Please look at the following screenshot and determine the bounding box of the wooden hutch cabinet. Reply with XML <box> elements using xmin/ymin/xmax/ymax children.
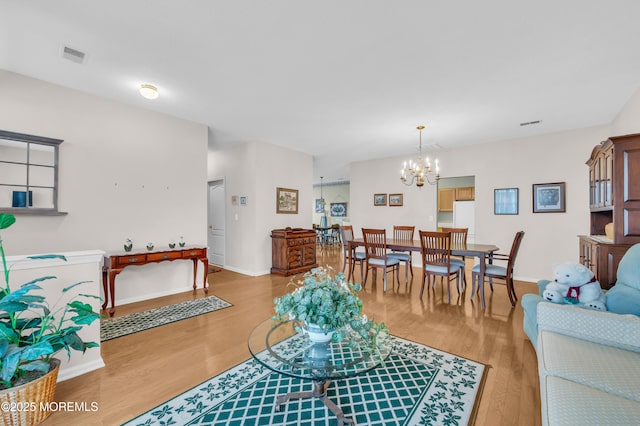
<box><xmin>580</xmin><ymin>133</ymin><xmax>640</xmax><ymax>288</ymax></box>
<box><xmin>271</xmin><ymin>227</ymin><xmax>318</xmax><ymax>276</ymax></box>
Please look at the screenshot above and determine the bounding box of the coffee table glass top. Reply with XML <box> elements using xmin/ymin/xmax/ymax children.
<box><xmin>248</xmin><ymin>319</ymin><xmax>392</xmax><ymax>382</ymax></box>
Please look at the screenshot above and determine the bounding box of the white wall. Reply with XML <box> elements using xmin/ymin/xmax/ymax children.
<box><xmin>0</xmin><ymin>71</ymin><xmax>209</xmax><ymax>305</ymax></box>
<box><xmin>351</xmin><ymin>125</ymin><xmax>615</xmax><ymax>282</ymax></box>
<box><xmin>208</xmin><ymin>141</ymin><xmax>313</xmax><ymax>275</ymax></box>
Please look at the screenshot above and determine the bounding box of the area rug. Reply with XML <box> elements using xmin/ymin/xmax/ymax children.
<box><xmin>101</xmin><ymin>296</ymin><xmax>232</xmax><ymax>342</ymax></box>
<box><xmin>124</xmin><ymin>335</ymin><xmax>487</xmax><ymax>425</ymax></box>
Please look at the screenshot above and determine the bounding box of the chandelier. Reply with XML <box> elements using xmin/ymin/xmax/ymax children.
<box><xmin>400</xmin><ymin>125</ymin><xmax>440</xmax><ymax>187</ymax></box>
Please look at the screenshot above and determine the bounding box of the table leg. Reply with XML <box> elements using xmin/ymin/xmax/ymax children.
<box><xmin>275</xmin><ymin>379</ymin><xmax>355</xmax><ymax>425</ymax></box>
<box><xmin>192</xmin><ymin>258</ymin><xmax>198</xmax><ymax>291</ymax></box>
<box><xmin>101</xmin><ymin>266</ymin><xmax>109</xmax><ymax>311</ymax></box>
<box><xmin>479</xmin><ymin>257</ymin><xmax>486</xmax><ymax>309</ymax></box>
<box><xmin>108</xmin><ymin>270</ymin><xmax>118</xmax><ymax>317</ymax></box>
<box><xmin>200</xmin><ymin>257</ymin><xmax>209</xmax><ymax>293</ymax></box>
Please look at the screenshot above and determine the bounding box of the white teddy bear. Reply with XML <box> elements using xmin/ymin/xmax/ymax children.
<box><xmin>543</xmin><ymin>262</ymin><xmax>607</xmax><ymax>310</ymax></box>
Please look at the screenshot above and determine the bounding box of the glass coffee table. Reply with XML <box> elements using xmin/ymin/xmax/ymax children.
<box><xmin>248</xmin><ymin>319</ymin><xmax>392</xmax><ymax>426</ymax></box>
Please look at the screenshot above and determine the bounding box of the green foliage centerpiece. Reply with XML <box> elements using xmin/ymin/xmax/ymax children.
<box><xmin>273</xmin><ymin>266</ymin><xmax>388</xmax><ymax>361</ymax></box>
<box><xmin>0</xmin><ymin>213</ymin><xmax>102</xmax><ymax>390</ymax></box>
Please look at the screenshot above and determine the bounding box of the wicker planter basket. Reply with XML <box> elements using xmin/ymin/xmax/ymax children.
<box><xmin>0</xmin><ymin>359</ymin><xmax>60</xmax><ymax>426</ymax></box>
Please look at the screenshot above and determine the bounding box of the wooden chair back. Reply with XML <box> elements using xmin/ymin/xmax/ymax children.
<box><xmin>506</xmin><ymin>231</ymin><xmax>525</xmax><ymax>275</ymax></box>
<box><xmin>340</xmin><ymin>225</ymin><xmax>354</xmax><ymax>246</ymax></box>
<box><xmin>419</xmin><ymin>231</ymin><xmax>452</xmax><ymax>268</ymax></box>
<box><xmin>362</xmin><ymin>228</ymin><xmax>388</xmax><ymax>260</ymax></box>
<box><xmin>393</xmin><ymin>225</ymin><xmax>415</xmax><ymax>242</ymax></box>
<box><xmin>440</xmin><ymin>227</ymin><xmax>468</xmax><ymax>247</ymax></box>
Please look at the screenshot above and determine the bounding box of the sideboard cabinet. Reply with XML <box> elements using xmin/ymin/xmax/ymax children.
<box><xmin>271</xmin><ymin>228</ymin><xmax>318</xmax><ymax>276</ymax></box>
<box><xmin>581</xmin><ymin>133</ymin><xmax>640</xmax><ymax>287</ymax></box>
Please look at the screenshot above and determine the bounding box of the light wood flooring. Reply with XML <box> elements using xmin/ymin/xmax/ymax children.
<box><xmin>45</xmin><ymin>246</ymin><xmax>541</xmax><ymax>425</ymax></box>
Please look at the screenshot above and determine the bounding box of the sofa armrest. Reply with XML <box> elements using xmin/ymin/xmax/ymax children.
<box><xmin>537</xmin><ymin>302</ymin><xmax>640</xmax><ymax>352</ymax></box>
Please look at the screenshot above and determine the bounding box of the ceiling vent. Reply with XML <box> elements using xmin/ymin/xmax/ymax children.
<box><xmin>520</xmin><ymin>120</ymin><xmax>542</xmax><ymax>127</ymax></box>
<box><xmin>62</xmin><ymin>46</ymin><xmax>86</xmax><ymax>64</ymax></box>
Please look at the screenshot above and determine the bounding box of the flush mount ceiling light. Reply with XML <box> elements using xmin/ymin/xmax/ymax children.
<box><xmin>139</xmin><ymin>84</ymin><xmax>159</xmax><ymax>100</ymax></box>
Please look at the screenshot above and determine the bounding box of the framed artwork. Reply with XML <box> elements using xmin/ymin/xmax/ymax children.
<box><xmin>231</xmin><ymin>195</ymin><xmax>238</xmax><ymax>206</ymax></box>
<box><xmin>373</xmin><ymin>193</ymin><xmax>387</xmax><ymax>206</ymax></box>
<box><xmin>330</xmin><ymin>202</ymin><xmax>347</xmax><ymax>217</ymax></box>
<box><xmin>240</xmin><ymin>196</ymin><xmax>247</xmax><ymax>206</ymax></box>
<box><xmin>389</xmin><ymin>193</ymin><xmax>403</xmax><ymax>207</ymax></box>
<box><xmin>315</xmin><ymin>198</ymin><xmax>325</xmax><ymax>213</ymax></box>
<box><xmin>533</xmin><ymin>182</ymin><xmax>566</xmax><ymax>213</ymax></box>
<box><xmin>276</xmin><ymin>187</ymin><xmax>299</xmax><ymax>214</ymax></box>
<box><xmin>494</xmin><ymin>188</ymin><xmax>519</xmax><ymax>215</ymax></box>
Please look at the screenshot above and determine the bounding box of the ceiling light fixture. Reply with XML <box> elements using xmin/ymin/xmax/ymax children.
<box><xmin>400</xmin><ymin>125</ymin><xmax>440</xmax><ymax>187</ymax></box>
<box><xmin>139</xmin><ymin>84</ymin><xmax>159</xmax><ymax>100</ymax></box>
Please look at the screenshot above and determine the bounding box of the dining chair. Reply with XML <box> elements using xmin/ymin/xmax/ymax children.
<box><xmin>418</xmin><ymin>230</ymin><xmax>461</xmax><ymax>302</ymax></box>
<box><xmin>340</xmin><ymin>225</ymin><xmax>366</xmax><ymax>281</ymax></box>
<box><xmin>388</xmin><ymin>225</ymin><xmax>415</xmax><ymax>283</ymax></box>
<box><xmin>330</xmin><ymin>224</ymin><xmax>341</xmax><ymax>245</ymax></box>
<box><xmin>361</xmin><ymin>228</ymin><xmax>400</xmax><ymax>291</ymax></box>
<box><xmin>471</xmin><ymin>231</ymin><xmax>525</xmax><ymax>307</ymax></box>
<box><xmin>440</xmin><ymin>227</ymin><xmax>468</xmax><ymax>291</ymax></box>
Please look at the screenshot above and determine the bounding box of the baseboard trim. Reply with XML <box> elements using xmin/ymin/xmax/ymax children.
<box><xmin>58</xmin><ymin>357</ymin><xmax>106</xmax><ymax>382</ymax></box>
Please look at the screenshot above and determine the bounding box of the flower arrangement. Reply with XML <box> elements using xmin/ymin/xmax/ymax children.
<box><xmin>0</xmin><ymin>213</ymin><xmax>102</xmax><ymax>389</ymax></box>
<box><xmin>273</xmin><ymin>266</ymin><xmax>388</xmax><ymax>359</ymax></box>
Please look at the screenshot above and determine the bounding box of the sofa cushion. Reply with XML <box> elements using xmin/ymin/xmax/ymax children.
<box><xmin>606</xmin><ymin>284</ymin><xmax>640</xmax><ymax>316</ymax></box>
<box><xmin>538</xmin><ymin>330</ymin><xmax>640</xmax><ymax>402</ymax></box>
<box><xmin>543</xmin><ymin>376</ymin><xmax>640</xmax><ymax>426</ymax></box>
<box><xmin>616</xmin><ymin>243</ymin><xmax>640</xmax><ymax>292</ymax></box>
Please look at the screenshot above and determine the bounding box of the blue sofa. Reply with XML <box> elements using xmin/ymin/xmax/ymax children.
<box><xmin>521</xmin><ymin>243</ymin><xmax>640</xmax><ymax>425</ymax></box>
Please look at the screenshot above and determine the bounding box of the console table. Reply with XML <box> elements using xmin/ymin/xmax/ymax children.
<box><xmin>102</xmin><ymin>246</ymin><xmax>208</xmax><ymax>316</ymax></box>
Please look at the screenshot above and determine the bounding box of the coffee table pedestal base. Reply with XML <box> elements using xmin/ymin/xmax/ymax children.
<box><xmin>275</xmin><ymin>379</ymin><xmax>355</xmax><ymax>425</ymax></box>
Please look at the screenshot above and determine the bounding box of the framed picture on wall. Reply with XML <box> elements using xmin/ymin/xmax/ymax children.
<box><xmin>373</xmin><ymin>193</ymin><xmax>387</xmax><ymax>206</ymax></box>
<box><xmin>315</xmin><ymin>198</ymin><xmax>325</xmax><ymax>213</ymax></box>
<box><xmin>389</xmin><ymin>193</ymin><xmax>403</xmax><ymax>206</ymax></box>
<box><xmin>330</xmin><ymin>202</ymin><xmax>347</xmax><ymax>217</ymax></box>
<box><xmin>494</xmin><ymin>188</ymin><xmax>519</xmax><ymax>215</ymax></box>
<box><xmin>276</xmin><ymin>187</ymin><xmax>299</xmax><ymax>214</ymax></box>
<box><xmin>533</xmin><ymin>182</ymin><xmax>566</xmax><ymax>213</ymax></box>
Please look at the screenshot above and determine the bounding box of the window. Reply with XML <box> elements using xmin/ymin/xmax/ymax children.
<box><xmin>0</xmin><ymin>130</ymin><xmax>66</xmax><ymax>215</ymax></box>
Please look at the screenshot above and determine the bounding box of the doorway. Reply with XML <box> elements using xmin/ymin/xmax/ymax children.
<box><xmin>208</xmin><ymin>179</ymin><xmax>225</xmax><ymax>266</ymax></box>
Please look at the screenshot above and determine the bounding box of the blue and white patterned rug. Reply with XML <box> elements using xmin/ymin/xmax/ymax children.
<box><xmin>101</xmin><ymin>296</ymin><xmax>232</xmax><ymax>341</ymax></box>
<box><xmin>124</xmin><ymin>335</ymin><xmax>487</xmax><ymax>426</ymax></box>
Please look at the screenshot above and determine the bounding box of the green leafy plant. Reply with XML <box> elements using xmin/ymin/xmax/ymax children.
<box><xmin>0</xmin><ymin>213</ymin><xmax>102</xmax><ymax>389</ymax></box>
<box><xmin>273</xmin><ymin>266</ymin><xmax>388</xmax><ymax>360</ymax></box>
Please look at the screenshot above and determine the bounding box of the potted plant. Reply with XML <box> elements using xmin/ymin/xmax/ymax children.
<box><xmin>273</xmin><ymin>266</ymin><xmax>388</xmax><ymax>360</ymax></box>
<box><xmin>0</xmin><ymin>213</ymin><xmax>102</xmax><ymax>426</ymax></box>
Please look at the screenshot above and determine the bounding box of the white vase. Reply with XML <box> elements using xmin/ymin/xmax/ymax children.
<box><xmin>305</xmin><ymin>323</ymin><xmax>334</xmax><ymax>343</ymax></box>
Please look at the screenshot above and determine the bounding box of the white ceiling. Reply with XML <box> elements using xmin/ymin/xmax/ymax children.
<box><xmin>2</xmin><ymin>1</ymin><xmax>640</xmax><ymax>183</ymax></box>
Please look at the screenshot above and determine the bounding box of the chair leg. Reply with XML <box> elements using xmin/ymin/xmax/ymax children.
<box><xmin>363</xmin><ymin>263</ymin><xmax>369</xmax><ymax>288</ymax></box>
<box><xmin>342</xmin><ymin>251</ymin><xmax>347</xmax><ymax>273</ymax></box>
<box><xmin>409</xmin><ymin>258</ymin><xmax>413</xmax><ymax>277</ymax></box>
<box><xmin>508</xmin><ymin>278</ymin><xmax>517</xmax><ymax>306</ymax></box>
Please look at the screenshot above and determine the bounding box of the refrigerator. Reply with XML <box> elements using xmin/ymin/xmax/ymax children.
<box><xmin>453</xmin><ymin>201</ymin><xmax>475</xmax><ymax>243</ymax></box>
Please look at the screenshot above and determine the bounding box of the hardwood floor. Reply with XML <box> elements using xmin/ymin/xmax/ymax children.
<box><xmin>45</xmin><ymin>246</ymin><xmax>541</xmax><ymax>425</ymax></box>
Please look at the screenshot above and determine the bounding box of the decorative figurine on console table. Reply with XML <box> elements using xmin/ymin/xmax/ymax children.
<box><xmin>146</xmin><ymin>242</ymin><xmax>154</xmax><ymax>251</ymax></box>
<box><xmin>169</xmin><ymin>241</ymin><xmax>176</xmax><ymax>249</ymax></box>
<box><xmin>179</xmin><ymin>236</ymin><xmax>185</xmax><ymax>247</ymax></box>
<box><xmin>124</xmin><ymin>238</ymin><xmax>133</xmax><ymax>252</ymax></box>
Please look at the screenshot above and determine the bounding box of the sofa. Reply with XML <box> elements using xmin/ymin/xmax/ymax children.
<box><xmin>521</xmin><ymin>243</ymin><xmax>640</xmax><ymax>425</ymax></box>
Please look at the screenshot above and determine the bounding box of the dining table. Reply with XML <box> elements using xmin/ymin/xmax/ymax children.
<box><xmin>348</xmin><ymin>238</ymin><xmax>499</xmax><ymax>308</ymax></box>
